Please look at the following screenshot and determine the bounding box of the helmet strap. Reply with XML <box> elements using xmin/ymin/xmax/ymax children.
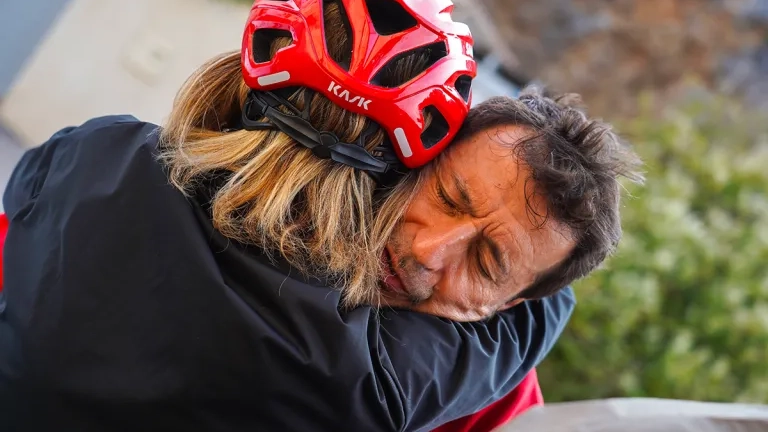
<box><xmin>235</xmin><ymin>90</ymin><xmax>405</xmax><ymax>184</ymax></box>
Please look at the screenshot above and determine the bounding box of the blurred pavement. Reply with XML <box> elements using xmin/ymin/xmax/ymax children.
<box><xmin>500</xmin><ymin>398</ymin><xmax>768</xmax><ymax>432</ymax></box>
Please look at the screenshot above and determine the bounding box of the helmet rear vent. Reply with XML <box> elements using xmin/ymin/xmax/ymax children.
<box><xmin>454</xmin><ymin>74</ymin><xmax>473</xmax><ymax>102</ymax></box>
<box><xmin>252</xmin><ymin>29</ymin><xmax>293</xmax><ymax>63</ymax></box>
<box><xmin>323</xmin><ymin>0</ymin><xmax>353</xmax><ymax>71</ymax></box>
<box><xmin>420</xmin><ymin>105</ymin><xmax>450</xmax><ymax>149</ymax></box>
<box><xmin>372</xmin><ymin>41</ymin><xmax>448</xmax><ymax>88</ymax></box>
<box><xmin>365</xmin><ymin>0</ymin><xmax>418</xmax><ymax>36</ymax></box>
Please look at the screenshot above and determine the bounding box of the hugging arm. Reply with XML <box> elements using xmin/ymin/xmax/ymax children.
<box><xmin>368</xmin><ymin>289</ymin><xmax>575</xmax><ymax>431</ymax></box>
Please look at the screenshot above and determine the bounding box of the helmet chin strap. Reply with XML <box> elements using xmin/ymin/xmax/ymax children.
<box><xmin>231</xmin><ymin>90</ymin><xmax>406</xmax><ymax>184</ymax></box>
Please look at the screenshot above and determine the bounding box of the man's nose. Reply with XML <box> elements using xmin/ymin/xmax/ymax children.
<box><xmin>410</xmin><ymin>221</ymin><xmax>476</xmax><ymax>273</ymax></box>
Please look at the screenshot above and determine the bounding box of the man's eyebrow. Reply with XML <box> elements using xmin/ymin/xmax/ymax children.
<box><xmin>451</xmin><ymin>172</ymin><xmax>479</xmax><ymax>218</ymax></box>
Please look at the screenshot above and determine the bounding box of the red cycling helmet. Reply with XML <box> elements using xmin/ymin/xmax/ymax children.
<box><xmin>241</xmin><ymin>0</ymin><xmax>476</xmax><ymax>169</ymax></box>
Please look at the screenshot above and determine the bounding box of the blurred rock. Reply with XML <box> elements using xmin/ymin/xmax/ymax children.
<box><xmin>481</xmin><ymin>0</ymin><xmax>768</xmax><ymax>116</ymax></box>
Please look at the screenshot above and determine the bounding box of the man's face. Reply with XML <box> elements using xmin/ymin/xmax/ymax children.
<box><xmin>380</xmin><ymin>125</ymin><xmax>576</xmax><ymax>321</ymax></box>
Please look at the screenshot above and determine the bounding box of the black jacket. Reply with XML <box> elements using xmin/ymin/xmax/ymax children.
<box><xmin>0</xmin><ymin>116</ymin><xmax>575</xmax><ymax>432</ymax></box>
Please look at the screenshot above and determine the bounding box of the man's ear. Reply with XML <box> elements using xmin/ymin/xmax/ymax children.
<box><xmin>500</xmin><ymin>298</ymin><xmax>526</xmax><ymax>311</ymax></box>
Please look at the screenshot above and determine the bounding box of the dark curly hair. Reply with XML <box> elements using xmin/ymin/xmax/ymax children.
<box><xmin>452</xmin><ymin>86</ymin><xmax>645</xmax><ymax>299</ymax></box>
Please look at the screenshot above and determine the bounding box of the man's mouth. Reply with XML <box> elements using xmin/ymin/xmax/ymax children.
<box><xmin>382</xmin><ymin>248</ymin><xmax>409</xmax><ymax>297</ymax></box>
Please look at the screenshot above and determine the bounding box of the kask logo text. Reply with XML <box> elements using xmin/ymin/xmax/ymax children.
<box><xmin>328</xmin><ymin>81</ymin><xmax>371</xmax><ymax>110</ymax></box>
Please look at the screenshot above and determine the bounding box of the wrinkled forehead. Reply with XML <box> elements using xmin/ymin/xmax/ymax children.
<box><xmin>434</xmin><ymin>122</ymin><xmax>575</xmax><ymax>243</ymax></box>
<box><xmin>445</xmin><ymin>123</ymin><xmax>536</xmax><ymax>158</ymax></box>
<box><xmin>432</xmin><ymin>124</ymin><xmax>536</xmax><ymax>185</ymax></box>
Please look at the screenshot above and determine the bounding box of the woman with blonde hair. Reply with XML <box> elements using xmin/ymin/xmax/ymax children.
<box><xmin>0</xmin><ymin>0</ymin><xmax>574</xmax><ymax>430</ymax></box>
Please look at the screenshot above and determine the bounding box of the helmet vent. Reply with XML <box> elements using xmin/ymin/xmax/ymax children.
<box><xmin>365</xmin><ymin>0</ymin><xmax>418</xmax><ymax>36</ymax></box>
<box><xmin>454</xmin><ymin>74</ymin><xmax>473</xmax><ymax>103</ymax></box>
<box><xmin>323</xmin><ymin>0</ymin><xmax>353</xmax><ymax>71</ymax></box>
<box><xmin>420</xmin><ymin>105</ymin><xmax>450</xmax><ymax>149</ymax></box>
<box><xmin>372</xmin><ymin>41</ymin><xmax>448</xmax><ymax>88</ymax></box>
<box><xmin>252</xmin><ymin>29</ymin><xmax>293</xmax><ymax>63</ymax></box>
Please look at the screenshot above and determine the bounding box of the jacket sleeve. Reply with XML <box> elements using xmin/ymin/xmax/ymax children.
<box><xmin>232</xmin><ymin>246</ymin><xmax>574</xmax><ymax>432</ymax></box>
<box><xmin>370</xmin><ymin>288</ymin><xmax>575</xmax><ymax>431</ymax></box>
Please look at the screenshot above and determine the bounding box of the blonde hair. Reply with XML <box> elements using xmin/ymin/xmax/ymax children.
<box><xmin>158</xmin><ymin>3</ymin><xmax>430</xmax><ymax>306</ymax></box>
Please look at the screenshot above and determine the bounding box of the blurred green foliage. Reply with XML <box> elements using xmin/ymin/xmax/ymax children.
<box><xmin>538</xmin><ymin>95</ymin><xmax>768</xmax><ymax>403</ymax></box>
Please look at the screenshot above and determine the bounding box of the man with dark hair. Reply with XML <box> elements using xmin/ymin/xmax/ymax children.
<box><xmin>380</xmin><ymin>86</ymin><xmax>643</xmax><ymax>322</ymax></box>
<box><xmin>383</xmin><ymin>86</ymin><xmax>644</xmax><ymax>431</ymax></box>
